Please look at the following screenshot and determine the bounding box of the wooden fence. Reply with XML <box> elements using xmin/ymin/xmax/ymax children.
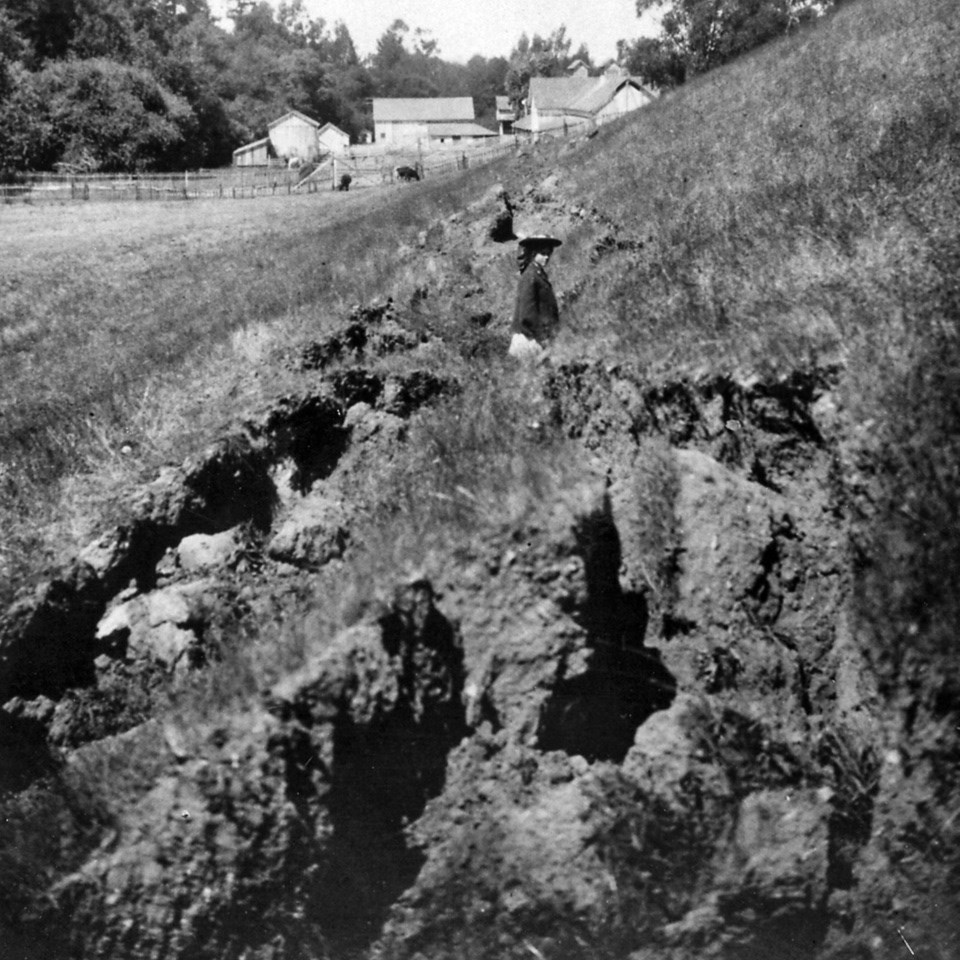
<box><xmin>313</xmin><ymin>139</ymin><xmax>519</xmax><ymax>192</ymax></box>
<box><xmin>0</xmin><ymin>166</ymin><xmax>325</xmax><ymax>204</ymax></box>
<box><xmin>0</xmin><ymin>138</ymin><xmax>520</xmax><ymax>205</ymax></box>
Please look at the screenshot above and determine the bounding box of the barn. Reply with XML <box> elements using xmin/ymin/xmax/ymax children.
<box><xmin>516</xmin><ymin>68</ymin><xmax>657</xmax><ymax>137</ymax></box>
<box><xmin>372</xmin><ymin>98</ymin><xmax>495</xmax><ymax>146</ymax></box>
<box><xmin>233</xmin><ymin>110</ymin><xmax>350</xmax><ymax>167</ymax></box>
<box><xmin>317</xmin><ymin>122</ymin><xmax>349</xmax><ymax>155</ymax></box>
<box><xmin>268</xmin><ymin>110</ymin><xmax>322</xmax><ymax>162</ymax></box>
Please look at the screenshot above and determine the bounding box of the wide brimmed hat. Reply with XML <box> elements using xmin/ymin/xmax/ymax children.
<box><xmin>518</xmin><ymin>233</ymin><xmax>562</xmax><ymax>249</ymax></box>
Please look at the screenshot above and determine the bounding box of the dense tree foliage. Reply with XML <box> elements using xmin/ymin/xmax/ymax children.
<box><xmin>0</xmin><ymin>0</ymin><xmax>511</xmax><ymax>173</ymax></box>
<box><xmin>0</xmin><ymin>0</ymin><xmax>833</xmax><ymax>172</ymax></box>
<box><xmin>622</xmin><ymin>0</ymin><xmax>831</xmax><ymax>88</ymax></box>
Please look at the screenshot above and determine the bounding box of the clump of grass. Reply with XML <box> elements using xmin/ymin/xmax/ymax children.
<box><xmin>351</xmin><ymin>362</ymin><xmax>580</xmax><ymax>570</ymax></box>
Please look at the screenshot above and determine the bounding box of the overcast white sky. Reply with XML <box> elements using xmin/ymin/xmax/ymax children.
<box><xmin>210</xmin><ymin>0</ymin><xmax>661</xmax><ymax>65</ymax></box>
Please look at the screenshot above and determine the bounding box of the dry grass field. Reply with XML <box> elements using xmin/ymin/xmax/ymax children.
<box><xmin>0</xmin><ymin>182</ymin><xmax>445</xmax><ymax>596</ymax></box>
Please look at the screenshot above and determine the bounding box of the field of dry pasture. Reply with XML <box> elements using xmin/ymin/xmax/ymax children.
<box><xmin>0</xmin><ymin>179</ymin><xmax>462</xmax><ymax>597</ymax></box>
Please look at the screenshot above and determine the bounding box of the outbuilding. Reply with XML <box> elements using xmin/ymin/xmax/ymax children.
<box><xmin>232</xmin><ymin>137</ymin><xmax>272</xmax><ymax>167</ymax></box>
<box><xmin>317</xmin><ymin>122</ymin><xmax>350</xmax><ymax>155</ymax></box>
<box><xmin>268</xmin><ymin>110</ymin><xmax>322</xmax><ymax>162</ymax></box>
<box><xmin>520</xmin><ymin>72</ymin><xmax>657</xmax><ymax>137</ymax></box>
<box><xmin>372</xmin><ymin>98</ymin><xmax>485</xmax><ymax>146</ymax></box>
<box><xmin>496</xmin><ymin>96</ymin><xmax>517</xmax><ymax>136</ymax></box>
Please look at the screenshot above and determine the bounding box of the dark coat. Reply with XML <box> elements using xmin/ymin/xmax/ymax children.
<box><xmin>511</xmin><ymin>262</ymin><xmax>559</xmax><ymax>344</ymax></box>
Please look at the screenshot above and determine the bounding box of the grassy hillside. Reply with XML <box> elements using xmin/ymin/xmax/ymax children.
<box><xmin>3</xmin><ymin>0</ymin><xmax>956</xmax><ymax>693</ymax></box>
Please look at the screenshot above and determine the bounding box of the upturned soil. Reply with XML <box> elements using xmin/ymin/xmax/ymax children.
<box><xmin>1</xmin><ymin>273</ymin><xmax>949</xmax><ymax>959</ymax></box>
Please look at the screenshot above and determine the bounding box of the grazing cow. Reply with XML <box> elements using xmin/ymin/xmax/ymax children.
<box><xmin>395</xmin><ymin>165</ymin><xmax>420</xmax><ymax>182</ymax></box>
<box><xmin>338</xmin><ymin>173</ymin><xmax>352</xmax><ymax>192</ymax></box>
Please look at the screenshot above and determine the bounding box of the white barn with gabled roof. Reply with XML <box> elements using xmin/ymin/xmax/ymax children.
<box><xmin>516</xmin><ymin>73</ymin><xmax>657</xmax><ymax>137</ymax></box>
<box><xmin>267</xmin><ymin>110</ymin><xmax>321</xmax><ymax>161</ymax></box>
<box><xmin>317</xmin><ymin>122</ymin><xmax>349</xmax><ymax>154</ymax></box>
<box><xmin>372</xmin><ymin>98</ymin><xmax>495</xmax><ymax>146</ymax></box>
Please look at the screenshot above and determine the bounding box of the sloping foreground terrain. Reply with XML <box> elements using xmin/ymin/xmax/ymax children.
<box><xmin>2</xmin><ymin>1</ymin><xmax>959</xmax><ymax>957</ymax></box>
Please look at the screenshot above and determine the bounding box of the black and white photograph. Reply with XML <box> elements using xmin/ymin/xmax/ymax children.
<box><xmin>1</xmin><ymin>0</ymin><xmax>957</xmax><ymax>957</ymax></box>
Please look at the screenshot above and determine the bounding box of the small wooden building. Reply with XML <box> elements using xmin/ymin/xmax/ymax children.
<box><xmin>268</xmin><ymin>110</ymin><xmax>321</xmax><ymax>161</ymax></box>
<box><xmin>496</xmin><ymin>96</ymin><xmax>517</xmax><ymax>136</ymax></box>
<box><xmin>232</xmin><ymin>137</ymin><xmax>271</xmax><ymax>167</ymax></box>
<box><xmin>317</xmin><ymin>122</ymin><xmax>350</xmax><ymax>155</ymax></box>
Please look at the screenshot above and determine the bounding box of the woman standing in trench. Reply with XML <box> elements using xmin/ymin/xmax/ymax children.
<box><xmin>508</xmin><ymin>233</ymin><xmax>563</xmax><ymax>360</ymax></box>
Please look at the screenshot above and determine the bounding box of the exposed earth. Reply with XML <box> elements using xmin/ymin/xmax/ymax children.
<box><xmin>2</xmin><ymin>144</ymin><xmax>958</xmax><ymax>959</ymax></box>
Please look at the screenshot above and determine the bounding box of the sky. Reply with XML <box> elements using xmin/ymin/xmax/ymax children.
<box><xmin>209</xmin><ymin>0</ymin><xmax>661</xmax><ymax>65</ymax></box>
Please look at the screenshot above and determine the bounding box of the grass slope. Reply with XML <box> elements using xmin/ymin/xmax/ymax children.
<box><xmin>2</xmin><ymin>0</ymin><xmax>956</xmax><ymax>652</ymax></box>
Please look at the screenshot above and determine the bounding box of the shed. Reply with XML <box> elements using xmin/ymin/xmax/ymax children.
<box><xmin>268</xmin><ymin>110</ymin><xmax>321</xmax><ymax>161</ymax></box>
<box><xmin>232</xmin><ymin>137</ymin><xmax>271</xmax><ymax>167</ymax></box>
<box><xmin>372</xmin><ymin>98</ymin><xmax>476</xmax><ymax>145</ymax></box>
<box><xmin>317</xmin><ymin>122</ymin><xmax>350</xmax><ymax>154</ymax></box>
<box><xmin>496</xmin><ymin>96</ymin><xmax>517</xmax><ymax>136</ymax></box>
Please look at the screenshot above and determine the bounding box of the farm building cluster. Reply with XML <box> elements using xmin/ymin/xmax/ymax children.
<box><xmin>232</xmin><ymin>111</ymin><xmax>349</xmax><ymax>167</ymax></box>
<box><xmin>232</xmin><ymin>63</ymin><xmax>657</xmax><ymax>167</ymax></box>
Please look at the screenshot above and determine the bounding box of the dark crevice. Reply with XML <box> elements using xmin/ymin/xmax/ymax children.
<box><xmin>537</xmin><ymin>500</ymin><xmax>677</xmax><ymax>763</ymax></box>
<box><xmin>0</xmin><ymin>397</ymin><xmax>348</xmax><ymax>706</ymax></box>
<box><xmin>292</xmin><ymin>584</ymin><xmax>467</xmax><ymax>954</ymax></box>
<box><xmin>537</xmin><ymin>640</ymin><xmax>676</xmax><ymax>762</ymax></box>
<box><xmin>716</xmin><ymin>891</ymin><xmax>829</xmax><ymax>960</ymax></box>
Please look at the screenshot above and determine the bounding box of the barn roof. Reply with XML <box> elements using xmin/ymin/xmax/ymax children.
<box><xmin>317</xmin><ymin>122</ymin><xmax>348</xmax><ymax>137</ymax></box>
<box><xmin>373</xmin><ymin>97</ymin><xmax>475</xmax><ymax>122</ymax></box>
<box><xmin>496</xmin><ymin>96</ymin><xmax>513</xmax><ymax>110</ymax></box>
<box><xmin>427</xmin><ymin>122</ymin><xmax>498</xmax><ymax>138</ymax></box>
<box><xmin>232</xmin><ymin>137</ymin><xmax>270</xmax><ymax>155</ymax></box>
<box><xmin>529</xmin><ymin>76</ymin><xmax>597</xmax><ymax>111</ymax></box>
<box><xmin>570</xmin><ymin>77</ymin><xmax>653</xmax><ymax>115</ymax></box>
<box><xmin>529</xmin><ymin>75</ymin><xmax>653</xmax><ymax>116</ymax></box>
<box><xmin>268</xmin><ymin>109</ymin><xmax>320</xmax><ymax>130</ymax></box>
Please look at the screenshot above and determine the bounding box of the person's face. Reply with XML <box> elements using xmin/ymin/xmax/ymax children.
<box><xmin>533</xmin><ymin>248</ymin><xmax>552</xmax><ymax>268</ymax></box>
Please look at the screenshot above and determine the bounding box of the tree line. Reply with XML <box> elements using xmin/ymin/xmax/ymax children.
<box><xmin>0</xmin><ymin>0</ymin><xmax>841</xmax><ymax>175</ymax></box>
<box><xmin>620</xmin><ymin>0</ymin><xmax>841</xmax><ymax>88</ymax></box>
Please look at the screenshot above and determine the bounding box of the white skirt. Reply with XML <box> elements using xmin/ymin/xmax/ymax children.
<box><xmin>508</xmin><ymin>332</ymin><xmax>545</xmax><ymax>360</ymax></box>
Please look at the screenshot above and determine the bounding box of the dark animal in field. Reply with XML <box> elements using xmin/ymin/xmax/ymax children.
<box><xmin>395</xmin><ymin>165</ymin><xmax>420</xmax><ymax>182</ymax></box>
<box><xmin>338</xmin><ymin>173</ymin><xmax>352</xmax><ymax>191</ymax></box>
